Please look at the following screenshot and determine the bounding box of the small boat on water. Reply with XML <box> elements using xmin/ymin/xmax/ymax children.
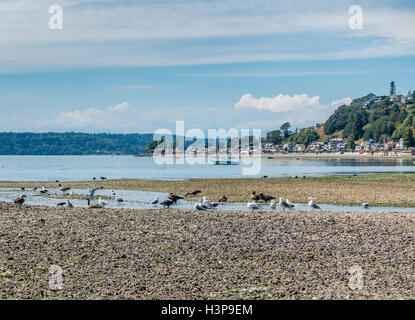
<box><xmin>212</xmin><ymin>158</ymin><xmax>239</xmax><ymax>165</ymax></box>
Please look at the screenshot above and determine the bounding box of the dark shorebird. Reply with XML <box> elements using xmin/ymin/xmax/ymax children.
<box><xmin>185</xmin><ymin>190</ymin><xmax>202</xmax><ymax>197</ymax></box>
<box><xmin>20</xmin><ymin>187</ymin><xmax>25</xmax><ymax>191</ymax></box>
<box><xmin>87</xmin><ymin>198</ymin><xmax>103</xmax><ymax>209</ymax></box>
<box><xmin>58</xmin><ymin>184</ymin><xmax>71</xmax><ymax>193</ymax></box>
<box><xmin>219</xmin><ymin>195</ymin><xmax>228</xmax><ymax>204</ymax></box>
<box><xmin>66</xmin><ymin>200</ymin><xmax>74</xmax><ymax>208</ymax></box>
<box><xmin>100</xmin><ymin>177</ymin><xmax>107</xmax><ymax>180</ymax></box>
<box><xmin>92</xmin><ymin>177</ymin><xmax>96</xmax><ymax>181</ymax></box>
<box><xmin>160</xmin><ymin>199</ymin><xmax>174</xmax><ymax>208</ymax></box>
<box><xmin>250</xmin><ymin>191</ymin><xmax>260</xmax><ymax>201</ymax></box>
<box><xmin>14</xmin><ymin>195</ymin><xmax>26</xmax><ymax>207</ymax></box>
<box><xmin>261</xmin><ymin>175</ymin><xmax>268</xmax><ymax>179</ymax></box>
<box><xmin>56</xmin><ymin>202</ymin><xmax>66</xmax><ymax>207</ymax></box>
<box><xmin>168</xmin><ymin>193</ymin><xmax>184</xmax><ymax>204</ymax></box>
<box><xmin>259</xmin><ymin>193</ymin><xmax>275</xmax><ymax>203</ymax></box>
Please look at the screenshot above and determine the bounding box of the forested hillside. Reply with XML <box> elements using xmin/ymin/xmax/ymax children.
<box><xmin>0</xmin><ymin>132</ymin><xmax>154</xmax><ymax>155</ymax></box>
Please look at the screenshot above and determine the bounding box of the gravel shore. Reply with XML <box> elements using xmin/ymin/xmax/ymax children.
<box><xmin>0</xmin><ymin>202</ymin><xmax>414</xmax><ymax>300</ymax></box>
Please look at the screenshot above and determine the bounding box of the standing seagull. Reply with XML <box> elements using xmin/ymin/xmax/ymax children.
<box><xmin>286</xmin><ymin>199</ymin><xmax>295</xmax><ymax>209</ymax></box>
<box><xmin>247</xmin><ymin>201</ymin><xmax>263</xmax><ymax>212</ymax></box>
<box><xmin>308</xmin><ymin>197</ymin><xmax>321</xmax><ymax>211</ymax></box>
<box><xmin>202</xmin><ymin>196</ymin><xmax>213</xmax><ymax>209</ymax></box>
<box><xmin>14</xmin><ymin>195</ymin><xmax>26</xmax><ymax>207</ymax></box>
<box><xmin>279</xmin><ymin>197</ymin><xmax>292</xmax><ymax>211</ymax></box>
<box><xmin>194</xmin><ymin>202</ymin><xmax>207</xmax><ymax>211</ymax></box>
<box><xmin>270</xmin><ymin>199</ymin><xmax>277</xmax><ymax>210</ymax></box>
<box><xmin>98</xmin><ymin>197</ymin><xmax>109</xmax><ymax>206</ymax></box>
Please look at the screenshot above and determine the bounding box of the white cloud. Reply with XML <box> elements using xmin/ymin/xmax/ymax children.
<box><xmin>331</xmin><ymin>97</ymin><xmax>352</xmax><ymax>108</ymax></box>
<box><xmin>53</xmin><ymin>102</ymin><xmax>134</xmax><ymax>128</ymax></box>
<box><xmin>0</xmin><ymin>1</ymin><xmax>414</xmax><ymax>72</ymax></box>
<box><xmin>235</xmin><ymin>93</ymin><xmax>321</xmax><ymax>112</ymax></box>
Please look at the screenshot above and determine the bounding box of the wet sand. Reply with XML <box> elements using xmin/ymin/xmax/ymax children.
<box><xmin>0</xmin><ymin>202</ymin><xmax>414</xmax><ymax>300</ymax></box>
<box><xmin>2</xmin><ymin>174</ymin><xmax>415</xmax><ymax>207</ymax></box>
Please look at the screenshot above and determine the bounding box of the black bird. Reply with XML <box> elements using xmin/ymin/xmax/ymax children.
<box><xmin>92</xmin><ymin>177</ymin><xmax>96</xmax><ymax>181</ymax></box>
<box><xmin>261</xmin><ymin>175</ymin><xmax>268</xmax><ymax>179</ymax></box>
<box><xmin>219</xmin><ymin>195</ymin><xmax>228</xmax><ymax>204</ymax></box>
<box><xmin>250</xmin><ymin>191</ymin><xmax>260</xmax><ymax>201</ymax></box>
<box><xmin>40</xmin><ymin>188</ymin><xmax>48</xmax><ymax>194</ymax></box>
<box><xmin>100</xmin><ymin>177</ymin><xmax>107</xmax><ymax>180</ymax></box>
<box><xmin>185</xmin><ymin>190</ymin><xmax>202</xmax><ymax>197</ymax></box>
<box><xmin>259</xmin><ymin>193</ymin><xmax>275</xmax><ymax>203</ymax></box>
<box><xmin>56</xmin><ymin>202</ymin><xmax>66</xmax><ymax>207</ymax></box>
<box><xmin>14</xmin><ymin>195</ymin><xmax>26</xmax><ymax>207</ymax></box>
<box><xmin>160</xmin><ymin>199</ymin><xmax>174</xmax><ymax>208</ymax></box>
<box><xmin>168</xmin><ymin>193</ymin><xmax>184</xmax><ymax>204</ymax></box>
<box><xmin>20</xmin><ymin>187</ymin><xmax>25</xmax><ymax>191</ymax></box>
<box><xmin>33</xmin><ymin>187</ymin><xmax>38</xmax><ymax>191</ymax></box>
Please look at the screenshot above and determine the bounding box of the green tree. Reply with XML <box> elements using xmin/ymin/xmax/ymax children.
<box><xmin>280</xmin><ymin>122</ymin><xmax>291</xmax><ymax>137</ymax></box>
<box><xmin>403</xmin><ymin>127</ymin><xmax>415</xmax><ymax>148</ymax></box>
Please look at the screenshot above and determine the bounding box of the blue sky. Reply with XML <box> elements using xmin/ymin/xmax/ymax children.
<box><xmin>0</xmin><ymin>0</ymin><xmax>414</xmax><ymax>133</ymax></box>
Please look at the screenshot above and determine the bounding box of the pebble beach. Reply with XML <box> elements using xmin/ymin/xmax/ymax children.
<box><xmin>1</xmin><ymin>201</ymin><xmax>414</xmax><ymax>300</ymax></box>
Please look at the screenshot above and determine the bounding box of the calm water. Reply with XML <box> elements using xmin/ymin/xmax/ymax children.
<box><xmin>0</xmin><ymin>155</ymin><xmax>415</xmax><ymax>181</ymax></box>
<box><xmin>1</xmin><ymin>187</ymin><xmax>414</xmax><ymax>213</ymax></box>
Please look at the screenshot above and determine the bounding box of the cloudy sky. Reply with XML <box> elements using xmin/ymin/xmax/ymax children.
<box><xmin>0</xmin><ymin>0</ymin><xmax>414</xmax><ymax>133</ymax></box>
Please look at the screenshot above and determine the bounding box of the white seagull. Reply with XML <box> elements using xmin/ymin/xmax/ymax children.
<box><xmin>361</xmin><ymin>203</ymin><xmax>371</xmax><ymax>209</ymax></box>
<box><xmin>203</xmin><ymin>196</ymin><xmax>212</xmax><ymax>209</ymax></box>
<box><xmin>247</xmin><ymin>201</ymin><xmax>263</xmax><ymax>212</ymax></box>
<box><xmin>270</xmin><ymin>199</ymin><xmax>277</xmax><ymax>210</ymax></box>
<box><xmin>279</xmin><ymin>197</ymin><xmax>292</xmax><ymax>211</ymax></box>
<box><xmin>308</xmin><ymin>197</ymin><xmax>321</xmax><ymax>210</ymax></box>
<box><xmin>151</xmin><ymin>197</ymin><xmax>159</xmax><ymax>205</ymax></box>
<box><xmin>194</xmin><ymin>202</ymin><xmax>207</xmax><ymax>211</ymax></box>
<box><xmin>98</xmin><ymin>197</ymin><xmax>109</xmax><ymax>206</ymax></box>
<box><xmin>286</xmin><ymin>199</ymin><xmax>295</xmax><ymax>209</ymax></box>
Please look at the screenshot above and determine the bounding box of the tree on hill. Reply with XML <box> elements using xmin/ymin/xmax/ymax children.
<box><xmin>280</xmin><ymin>122</ymin><xmax>291</xmax><ymax>137</ymax></box>
<box><xmin>403</xmin><ymin>127</ymin><xmax>415</xmax><ymax>148</ymax></box>
<box><xmin>265</xmin><ymin>130</ymin><xmax>282</xmax><ymax>145</ymax></box>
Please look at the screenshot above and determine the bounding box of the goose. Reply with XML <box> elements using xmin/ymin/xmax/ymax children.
<box><xmin>270</xmin><ymin>199</ymin><xmax>277</xmax><ymax>210</ymax></box>
<box><xmin>87</xmin><ymin>198</ymin><xmax>103</xmax><ymax>209</ymax></box>
<box><xmin>247</xmin><ymin>200</ymin><xmax>262</xmax><ymax>212</ymax></box>
<box><xmin>260</xmin><ymin>194</ymin><xmax>275</xmax><ymax>203</ymax></box>
<box><xmin>286</xmin><ymin>199</ymin><xmax>295</xmax><ymax>209</ymax></box>
<box><xmin>151</xmin><ymin>197</ymin><xmax>159</xmax><ymax>205</ymax></box>
<box><xmin>279</xmin><ymin>197</ymin><xmax>292</xmax><ymax>211</ymax></box>
<box><xmin>66</xmin><ymin>200</ymin><xmax>74</xmax><ymax>208</ymax></box>
<box><xmin>168</xmin><ymin>193</ymin><xmax>184</xmax><ymax>204</ymax></box>
<box><xmin>160</xmin><ymin>199</ymin><xmax>174</xmax><ymax>208</ymax></box>
<box><xmin>185</xmin><ymin>190</ymin><xmax>202</xmax><ymax>197</ymax></box>
<box><xmin>361</xmin><ymin>203</ymin><xmax>371</xmax><ymax>209</ymax></box>
<box><xmin>98</xmin><ymin>197</ymin><xmax>109</xmax><ymax>206</ymax></box>
<box><xmin>14</xmin><ymin>195</ymin><xmax>26</xmax><ymax>207</ymax></box>
<box><xmin>250</xmin><ymin>191</ymin><xmax>260</xmax><ymax>201</ymax></box>
<box><xmin>308</xmin><ymin>197</ymin><xmax>321</xmax><ymax>210</ymax></box>
<box><xmin>58</xmin><ymin>184</ymin><xmax>71</xmax><ymax>193</ymax></box>
<box><xmin>219</xmin><ymin>195</ymin><xmax>228</xmax><ymax>204</ymax></box>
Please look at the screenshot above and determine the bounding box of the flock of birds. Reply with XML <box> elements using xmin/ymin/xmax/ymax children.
<box><xmin>12</xmin><ymin>183</ymin><xmax>372</xmax><ymax>212</ymax></box>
